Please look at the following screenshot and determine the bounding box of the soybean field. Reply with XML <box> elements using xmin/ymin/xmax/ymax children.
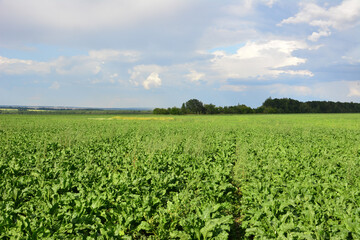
<box><xmin>1</xmin><ymin>114</ymin><xmax>360</xmax><ymax>239</ymax></box>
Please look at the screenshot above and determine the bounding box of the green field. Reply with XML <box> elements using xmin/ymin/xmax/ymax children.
<box><xmin>1</xmin><ymin>114</ymin><xmax>360</xmax><ymax>239</ymax></box>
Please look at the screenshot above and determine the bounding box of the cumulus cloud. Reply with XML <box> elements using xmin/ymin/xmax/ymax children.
<box><xmin>88</xmin><ymin>50</ymin><xmax>140</xmax><ymax>62</ymax></box>
<box><xmin>285</xmin><ymin>70</ymin><xmax>314</xmax><ymax>77</ymax></box>
<box><xmin>0</xmin><ymin>56</ymin><xmax>51</xmax><ymax>75</ymax></box>
<box><xmin>308</xmin><ymin>30</ymin><xmax>331</xmax><ymax>42</ymax></box>
<box><xmin>348</xmin><ymin>87</ymin><xmax>360</xmax><ymax>97</ymax></box>
<box><xmin>280</xmin><ymin>0</ymin><xmax>360</xmax><ymax>41</ymax></box>
<box><xmin>342</xmin><ymin>45</ymin><xmax>360</xmax><ymax>64</ymax></box>
<box><xmin>143</xmin><ymin>72</ymin><xmax>162</xmax><ymax>90</ymax></box>
<box><xmin>268</xmin><ymin>84</ymin><xmax>312</xmax><ymax>96</ymax></box>
<box><xmin>129</xmin><ymin>64</ymin><xmax>164</xmax><ymax>87</ymax></box>
<box><xmin>210</xmin><ymin>40</ymin><xmax>313</xmax><ymax>79</ymax></box>
<box><xmin>90</xmin><ymin>73</ymin><xmax>120</xmax><ymax>84</ymax></box>
<box><xmin>347</xmin><ymin>81</ymin><xmax>360</xmax><ymax>97</ymax></box>
<box><xmin>0</xmin><ymin>49</ymin><xmax>138</xmax><ymax>76</ymax></box>
<box><xmin>218</xmin><ymin>85</ymin><xmax>247</xmax><ymax>92</ymax></box>
<box><xmin>342</xmin><ymin>56</ymin><xmax>360</xmax><ymax>64</ymax></box>
<box><xmin>224</xmin><ymin>0</ymin><xmax>278</xmax><ymax>16</ymax></box>
<box><xmin>249</xmin><ymin>81</ymin><xmax>360</xmax><ymax>102</ymax></box>
<box><xmin>199</xmin><ymin>20</ymin><xmax>259</xmax><ymax>51</ymax></box>
<box><xmin>261</xmin><ymin>0</ymin><xmax>277</xmax><ymax>7</ymax></box>
<box><xmin>273</xmin><ymin>80</ymin><xmax>360</xmax><ymax>101</ymax></box>
<box><xmin>223</xmin><ymin>0</ymin><xmax>255</xmax><ymax>16</ymax></box>
<box><xmin>186</xmin><ymin>70</ymin><xmax>205</xmax><ymax>82</ymax></box>
<box><xmin>49</xmin><ymin>81</ymin><xmax>60</xmax><ymax>90</ymax></box>
<box><xmin>53</xmin><ymin>56</ymin><xmax>102</xmax><ymax>75</ymax></box>
<box><xmin>310</xmin><ymin>80</ymin><xmax>360</xmax><ymax>101</ymax></box>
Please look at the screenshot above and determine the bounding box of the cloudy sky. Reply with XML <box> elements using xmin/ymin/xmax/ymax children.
<box><xmin>1</xmin><ymin>0</ymin><xmax>360</xmax><ymax>108</ymax></box>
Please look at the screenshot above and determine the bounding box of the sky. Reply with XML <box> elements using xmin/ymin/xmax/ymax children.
<box><xmin>0</xmin><ymin>0</ymin><xmax>360</xmax><ymax>108</ymax></box>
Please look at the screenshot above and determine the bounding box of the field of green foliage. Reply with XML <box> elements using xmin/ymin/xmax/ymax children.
<box><xmin>1</xmin><ymin>114</ymin><xmax>359</xmax><ymax>239</ymax></box>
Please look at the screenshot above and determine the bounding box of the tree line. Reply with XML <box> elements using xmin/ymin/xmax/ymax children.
<box><xmin>153</xmin><ymin>98</ymin><xmax>360</xmax><ymax>115</ymax></box>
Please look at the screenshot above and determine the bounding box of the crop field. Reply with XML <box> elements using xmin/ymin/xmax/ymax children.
<box><xmin>1</xmin><ymin>114</ymin><xmax>360</xmax><ymax>239</ymax></box>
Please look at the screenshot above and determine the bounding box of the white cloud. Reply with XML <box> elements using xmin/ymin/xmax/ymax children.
<box><xmin>199</xmin><ymin>0</ymin><xmax>282</xmax><ymax>50</ymax></box>
<box><xmin>218</xmin><ymin>85</ymin><xmax>247</xmax><ymax>92</ymax></box>
<box><xmin>280</xmin><ymin>0</ymin><xmax>360</xmax><ymax>41</ymax></box>
<box><xmin>347</xmin><ymin>81</ymin><xmax>360</xmax><ymax>97</ymax></box>
<box><xmin>253</xmin><ymin>81</ymin><xmax>360</xmax><ymax>101</ymax></box>
<box><xmin>90</xmin><ymin>73</ymin><xmax>118</xmax><ymax>84</ymax></box>
<box><xmin>310</xmin><ymin>80</ymin><xmax>360</xmax><ymax>101</ymax></box>
<box><xmin>224</xmin><ymin>0</ymin><xmax>278</xmax><ymax>16</ymax></box>
<box><xmin>49</xmin><ymin>81</ymin><xmax>60</xmax><ymax>90</ymax></box>
<box><xmin>129</xmin><ymin>64</ymin><xmax>164</xmax><ymax>87</ymax></box>
<box><xmin>186</xmin><ymin>70</ymin><xmax>205</xmax><ymax>82</ymax></box>
<box><xmin>261</xmin><ymin>0</ymin><xmax>277</xmax><ymax>7</ymax></box>
<box><xmin>55</xmin><ymin>50</ymin><xmax>139</xmax><ymax>75</ymax></box>
<box><xmin>143</xmin><ymin>72</ymin><xmax>162</xmax><ymax>90</ymax></box>
<box><xmin>223</xmin><ymin>0</ymin><xmax>255</xmax><ymax>16</ymax></box>
<box><xmin>268</xmin><ymin>84</ymin><xmax>312</xmax><ymax>96</ymax></box>
<box><xmin>307</xmin><ymin>29</ymin><xmax>331</xmax><ymax>42</ymax></box>
<box><xmin>342</xmin><ymin>56</ymin><xmax>360</xmax><ymax>64</ymax></box>
<box><xmin>348</xmin><ymin>87</ymin><xmax>360</xmax><ymax>97</ymax></box>
<box><xmin>0</xmin><ymin>56</ymin><xmax>51</xmax><ymax>74</ymax></box>
<box><xmin>210</xmin><ymin>40</ymin><xmax>312</xmax><ymax>79</ymax></box>
<box><xmin>109</xmin><ymin>73</ymin><xmax>119</xmax><ymax>83</ymax></box>
<box><xmin>342</xmin><ymin>45</ymin><xmax>360</xmax><ymax>64</ymax></box>
<box><xmin>283</xmin><ymin>80</ymin><xmax>360</xmax><ymax>101</ymax></box>
<box><xmin>0</xmin><ymin>49</ymin><xmax>138</xmax><ymax>76</ymax></box>
<box><xmin>88</xmin><ymin>49</ymin><xmax>140</xmax><ymax>62</ymax></box>
<box><xmin>199</xmin><ymin>20</ymin><xmax>259</xmax><ymax>50</ymax></box>
<box><xmin>0</xmin><ymin>0</ymin><xmax>190</xmax><ymax>32</ymax></box>
<box><xmin>283</xmin><ymin>70</ymin><xmax>314</xmax><ymax>77</ymax></box>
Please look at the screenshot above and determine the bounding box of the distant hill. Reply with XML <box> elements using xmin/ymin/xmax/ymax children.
<box><xmin>0</xmin><ymin>105</ymin><xmax>152</xmax><ymax>114</ymax></box>
<box><xmin>0</xmin><ymin>105</ymin><xmax>151</xmax><ymax>111</ymax></box>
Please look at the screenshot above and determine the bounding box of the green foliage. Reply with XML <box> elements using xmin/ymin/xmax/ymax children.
<box><xmin>185</xmin><ymin>99</ymin><xmax>206</xmax><ymax>114</ymax></box>
<box><xmin>154</xmin><ymin>97</ymin><xmax>360</xmax><ymax>115</ymax></box>
<box><xmin>0</xmin><ymin>115</ymin><xmax>239</xmax><ymax>239</ymax></box>
<box><xmin>233</xmin><ymin>114</ymin><xmax>360</xmax><ymax>238</ymax></box>
<box><xmin>168</xmin><ymin>107</ymin><xmax>183</xmax><ymax>115</ymax></box>
<box><xmin>262</xmin><ymin>97</ymin><xmax>360</xmax><ymax>113</ymax></box>
<box><xmin>1</xmin><ymin>114</ymin><xmax>360</xmax><ymax>238</ymax></box>
<box><xmin>153</xmin><ymin>108</ymin><xmax>170</xmax><ymax>115</ymax></box>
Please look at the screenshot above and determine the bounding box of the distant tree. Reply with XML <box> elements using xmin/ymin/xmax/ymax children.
<box><xmin>222</xmin><ymin>106</ymin><xmax>232</xmax><ymax>114</ymax></box>
<box><xmin>262</xmin><ymin>97</ymin><xmax>273</xmax><ymax>108</ymax></box>
<box><xmin>184</xmin><ymin>99</ymin><xmax>205</xmax><ymax>114</ymax></box>
<box><xmin>153</xmin><ymin>108</ymin><xmax>169</xmax><ymax>114</ymax></box>
<box><xmin>18</xmin><ymin>108</ymin><xmax>28</xmax><ymax>114</ymax></box>
<box><xmin>261</xmin><ymin>97</ymin><xmax>360</xmax><ymax>113</ymax></box>
<box><xmin>204</xmin><ymin>104</ymin><xmax>217</xmax><ymax>114</ymax></box>
<box><xmin>156</xmin><ymin>97</ymin><xmax>360</xmax><ymax>115</ymax></box>
<box><xmin>235</xmin><ymin>104</ymin><xmax>253</xmax><ymax>114</ymax></box>
<box><xmin>168</xmin><ymin>107</ymin><xmax>182</xmax><ymax>115</ymax></box>
<box><xmin>263</xmin><ymin>107</ymin><xmax>277</xmax><ymax>114</ymax></box>
<box><xmin>216</xmin><ymin>106</ymin><xmax>224</xmax><ymax>114</ymax></box>
<box><xmin>299</xmin><ymin>102</ymin><xmax>311</xmax><ymax>113</ymax></box>
<box><xmin>181</xmin><ymin>103</ymin><xmax>187</xmax><ymax>114</ymax></box>
<box><xmin>254</xmin><ymin>106</ymin><xmax>265</xmax><ymax>113</ymax></box>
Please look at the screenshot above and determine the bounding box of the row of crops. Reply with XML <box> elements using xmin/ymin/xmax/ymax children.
<box><xmin>1</xmin><ymin>114</ymin><xmax>359</xmax><ymax>238</ymax></box>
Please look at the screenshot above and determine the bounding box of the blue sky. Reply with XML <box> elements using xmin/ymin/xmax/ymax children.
<box><xmin>0</xmin><ymin>0</ymin><xmax>359</xmax><ymax>108</ymax></box>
